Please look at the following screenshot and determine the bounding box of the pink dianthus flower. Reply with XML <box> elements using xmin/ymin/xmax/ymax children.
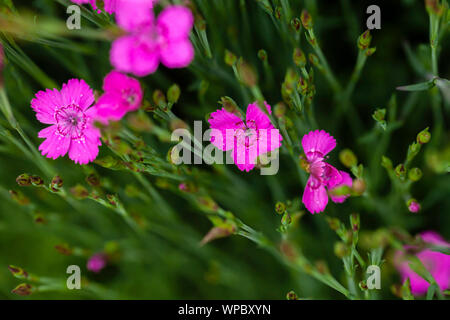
<box><xmin>394</xmin><ymin>231</ymin><xmax>450</xmax><ymax>295</ymax></box>
<box><xmin>301</xmin><ymin>130</ymin><xmax>352</xmax><ymax>214</ymax></box>
<box><xmin>111</xmin><ymin>4</ymin><xmax>194</xmax><ymax>76</ymax></box>
<box><xmin>208</xmin><ymin>102</ymin><xmax>283</xmax><ymax>172</ymax></box>
<box><xmin>31</xmin><ymin>79</ymin><xmax>102</xmax><ymax>165</ymax></box>
<box><xmin>94</xmin><ymin>70</ymin><xmax>143</xmax><ymax>123</ymax></box>
<box><xmin>71</xmin><ymin>0</ymin><xmax>117</xmax><ymax>14</ymax></box>
<box><xmin>87</xmin><ymin>253</ymin><xmax>107</xmax><ymax>273</ymax></box>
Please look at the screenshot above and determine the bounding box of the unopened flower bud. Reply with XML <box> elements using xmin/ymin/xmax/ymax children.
<box><xmin>12</xmin><ymin>283</ymin><xmax>33</xmax><ymax>296</ymax></box>
<box><xmin>152</xmin><ymin>89</ymin><xmax>166</xmax><ymax>107</ymax></box>
<box><xmin>290</xmin><ymin>18</ymin><xmax>301</xmax><ymax>32</ymax></box>
<box><xmin>70</xmin><ymin>184</ymin><xmax>89</xmax><ymax>200</ymax></box>
<box><xmin>395</xmin><ymin>164</ymin><xmax>406</xmax><ymax>179</ymax></box>
<box><xmin>50</xmin><ymin>175</ymin><xmax>63</xmax><ymax>192</ymax></box>
<box><xmin>106</xmin><ymin>194</ymin><xmax>118</xmax><ymax>207</ymax></box>
<box><xmin>425</xmin><ymin>0</ymin><xmax>444</xmax><ymax>16</ymax></box>
<box><xmin>300</xmin><ymin>9</ymin><xmax>313</xmax><ymax>29</ymax></box>
<box><xmin>350</xmin><ymin>213</ymin><xmax>360</xmax><ymax>232</ymax></box>
<box><xmin>358</xmin><ymin>30</ymin><xmax>372</xmax><ymax>50</ymax></box>
<box><xmin>365</xmin><ymin>47</ymin><xmax>376</xmax><ymax>56</ymax></box>
<box><xmin>8</xmin><ymin>265</ymin><xmax>29</xmax><ymax>280</ymax></box>
<box><xmin>326</xmin><ymin>217</ymin><xmax>341</xmax><ymax>231</ymax></box>
<box><xmin>274</xmin><ymin>6</ymin><xmax>282</xmax><ymax>20</ymax></box>
<box><xmin>417</xmin><ymin>127</ymin><xmax>431</xmax><ymax>144</ymax></box>
<box><xmin>407</xmin><ymin>199</ymin><xmax>421</xmax><ymax>213</ymax></box>
<box><xmin>86</xmin><ymin>173</ymin><xmax>100</xmax><ymax>186</ymax></box>
<box><xmin>408</xmin><ymin>167</ymin><xmax>423</xmax><ymax>182</ymax></box>
<box><xmin>257</xmin><ymin>49</ymin><xmax>267</xmax><ymax>62</ymax></box>
<box><xmin>372</xmin><ymin>108</ymin><xmax>386</xmax><ymax>121</ymax></box>
<box><xmin>297</xmin><ymin>77</ymin><xmax>308</xmax><ymax>95</ymax></box>
<box><xmin>219</xmin><ymin>96</ymin><xmax>239</xmax><ymax>113</ymax></box>
<box><xmin>237</xmin><ymin>59</ymin><xmax>257</xmax><ymax>87</ymax></box>
<box><xmin>170</xmin><ymin>118</ymin><xmax>189</xmax><ymax>131</ymax></box>
<box><xmin>9</xmin><ymin>190</ymin><xmax>30</xmax><ymax>205</ymax></box>
<box><xmin>315</xmin><ymin>260</ymin><xmax>329</xmax><ymax>274</ymax></box>
<box><xmin>54</xmin><ymin>243</ymin><xmax>73</xmax><ymax>256</ymax></box>
<box><xmin>30</xmin><ymin>175</ymin><xmax>44</xmax><ymax>186</ymax></box>
<box><xmin>224</xmin><ymin>49</ymin><xmax>237</xmax><ymax>66</ymax></box>
<box><xmin>286</xmin><ymin>290</ymin><xmax>299</xmax><ymax>300</ymax></box>
<box><xmin>339</xmin><ymin>149</ymin><xmax>358</xmax><ymax>168</ymax></box>
<box><xmin>16</xmin><ymin>174</ymin><xmax>31</xmax><ymax>186</ymax></box>
<box><xmin>352</xmin><ymin>179</ymin><xmax>366</xmax><ymax>195</ymax></box>
<box><xmin>293</xmin><ymin>48</ymin><xmax>306</xmax><ymax>68</ymax></box>
<box><xmin>281</xmin><ymin>212</ymin><xmax>292</xmax><ymax>226</ymax></box>
<box><xmin>274</xmin><ymin>102</ymin><xmax>286</xmax><ymax>118</ymax></box>
<box><xmin>334</xmin><ymin>241</ymin><xmax>349</xmax><ymax>258</ymax></box>
<box><xmin>167</xmin><ymin>84</ymin><xmax>181</xmax><ymax>104</ymax></box>
<box><xmin>381</xmin><ymin>156</ymin><xmax>393</xmax><ymax>170</ymax></box>
<box><xmin>359</xmin><ymin>280</ymin><xmax>369</xmax><ymax>291</ymax></box>
<box><xmin>308</xmin><ymin>53</ymin><xmax>320</xmax><ymax>67</ymax></box>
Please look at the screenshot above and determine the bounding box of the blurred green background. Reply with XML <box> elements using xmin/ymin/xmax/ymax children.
<box><xmin>0</xmin><ymin>0</ymin><xmax>449</xmax><ymax>299</ymax></box>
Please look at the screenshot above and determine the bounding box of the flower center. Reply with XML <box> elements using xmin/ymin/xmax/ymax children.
<box><xmin>55</xmin><ymin>104</ymin><xmax>87</xmax><ymax>140</ymax></box>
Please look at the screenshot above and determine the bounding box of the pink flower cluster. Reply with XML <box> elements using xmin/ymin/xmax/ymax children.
<box><xmin>31</xmin><ymin>71</ymin><xmax>142</xmax><ymax>165</ymax></box>
<box><xmin>71</xmin><ymin>0</ymin><xmax>117</xmax><ymax>14</ymax></box>
<box><xmin>395</xmin><ymin>231</ymin><xmax>450</xmax><ymax>295</ymax></box>
<box><xmin>111</xmin><ymin>3</ymin><xmax>194</xmax><ymax>76</ymax></box>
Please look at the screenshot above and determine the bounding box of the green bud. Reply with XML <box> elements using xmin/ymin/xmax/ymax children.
<box><xmin>381</xmin><ymin>156</ymin><xmax>393</xmax><ymax>170</ymax></box>
<box><xmin>286</xmin><ymin>290</ymin><xmax>299</xmax><ymax>300</ymax></box>
<box><xmin>70</xmin><ymin>184</ymin><xmax>89</xmax><ymax>200</ymax></box>
<box><xmin>219</xmin><ymin>96</ymin><xmax>239</xmax><ymax>113</ymax></box>
<box><xmin>372</xmin><ymin>108</ymin><xmax>386</xmax><ymax>121</ymax></box>
<box><xmin>339</xmin><ymin>149</ymin><xmax>358</xmax><ymax>168</ymax></box>
<box><xmin>9</xmin><ymin>190</ymin><xmax>30</xmax><ymax>205</ymax></box>
<box><xmin>334</xmin><ymin>241</ymin><xmax>349</xmax><ymax>258</ymax></box>
<box><xmin>408</xmin><ymin>167</ymin><xmax>423</xmax><ymax>182</ymax></box>
<box><xmin>395</xmin><ymin>164</ymin><xmax>407</xmax><ymax>179</ymax></box>
<box><xmin>8</xmin><ymin>265</ymin><xmax>29</xmax><ymax>280</ymax></box>
<box><xmin>224</xmin><ymin>49</ymin><xmax>237</xmax><ymax>66</ymax></box>
<box><xmin>297</xmin><ymin>77</ymin><xmax>308</xmax><ymax>95</ymax></box>
<box><xmin>274</xmin><ymin>102</ymin><xmax>286</xmax><ymax>118</ymax></box>
<box><xmin>350</xmin><ymin>213</ymin><xmax>360</xmax><ymax>232</ymax></box>
<box><xmin>290</xmin><ymin>18</ymin><xmax>301</xmax><ymax>32</ymax></box>
<box><xmin>11</xmin><ymin>283</ymin><xmax>33</xmax><ymax>296</ymax></box>
<box><xmin>281</xmin><ymin>212</ymin><xmax>292</xmax><ymax>226</ymax></box>
<box><xmin>326</xmin><ymin>217</ymin><xmax>341</xmax><ymax>231</ymax></box>
<box><xmin>300</xmin><ymin>9</ymin><xmax>313</xmax><ymax>30</ymax></box>
<box><xmin>255</xmin><ymin>0</ymin><xmax>273</xmax><ymax>15</ymax></box>
<box><xmin>106</xmin><ymin>194</ymin><xmax>118</xmax><ymax>207</ymax></box>
<box><xmin>170</xmin><ymin>118</ymin><xmax>189</xmax><ymax>131</ymax></box>
<box><xmin>152</xmin><ymin>90</ymin><xmax>166</xmax><ymax>107</ymax></box>
<box><xmin>275</xmin><ymin>201</ymin><xmax>286</xmax><ymax>214</ymax></box>
<box><xmin>54</xmin><ymin>243</ymin><xmax>73</xmax><ymax>256</ymax></box>
<box><xmin>237</xmin><ymin>58</ymin><xmax>257</xmax><ymax>87</ymax></box>
<box><xmin>86</xmin><ymin>173</ymin><xmax>100</xmax><ymax>187</ymax></box>
<box><xmin>30</xmin><ymin>175</ymin><xmax>44</xmax><ymax>186</ymax></box>
<box><xmin>274</xmin><ymin>6</ymin><xmax>282</xmax><ymax>20</ymax></box>
<box><xmin>353</xmin><ymin>179</ymin><xmax>366</xmax><ymax>195</ymax></box>
<box><xmin>358</xmin><ymin>30</ymin><xmax>372</xmax><ymax>50</ymax></box>
<box><xmin>359</xmin><ymin>280</ymin><xmax>369</xmax><ymax>291</ymax></box>
<box><xmin>16</xmin><ymin>173</ymin><xmax>31</xmax><ymax>187</ymax></box>
<box><xmin>425</xmin><ymin>0</ymin><xmax>444</xmax><ymax>16</ymax></box>
<box><xmin>167</xmin><ymin>84</ymin><xmax>181</xmax><ymax>104</ymax></box>
<box><xmin>293</xmin><ymin>48</ymin><xmax>306</xmax><ymax>68</ymax></box>
<box><xmin>417</xmin><ymin>127</ymin><xmax>431</xmax><ymax>144</ymax></box>
<box><xmin>365</xmin><ymin>47</ymin><xmax>376</xmax><ymax>56</ymax></box>
<box><xmin>308</xmin><ymin>53</ymin><xmax>320</xmax><ymax>67</ymax></box>
<box><xmin>257</xmin><ymin>49</ymin><xmax>267</xmax><ymax>62</ymax></box>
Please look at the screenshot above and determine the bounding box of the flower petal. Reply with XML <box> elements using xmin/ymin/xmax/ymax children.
<box><xmin>301</xmin><ymin>129</ymin><xmax>337</xmax><ymax>162</ymax></box>
<box><xmin>68</xmin><ymin>131</ymin><xmax>101</xmax><ymax>165</ymax></box>
<box><xmin>232</xmin><ymin>143</ymin><xmax>257</xmax><ymax>172</ymax></box>
<box><xmin>245</xmin><ymin>101</ymin><xmax>273</xmax><ymax>130</ymax></box>
<box><xmin>60</xmin><ymin>79</ymin><xmax>95</xmax><ymax>111</ymax></box>
<box><xmin>115</xmin><ymin>0</ymin><xmax>154</xmax><ymax>32</ymax></box>
<box><xmin>157</xmin><ymin>5</ymin><xmax>194</xmax><ymax>41</ymax></box>
<box><xmin>160</xmin><ymin>39</ymin><xmax>194</xmax><ymax>69</ymax></box>
<box><xmin>31</xmin><ymin>88</ymin><xmax>63</xmax><ymax>124</ymax></box>
<box><xmin>330</xmin><ymin>170</ymin><xmax>352</xmax><ymax>203</ymax></box>
<box><xmin>38</xmin><ymin>125</ymin><xmax>71</xmax><ymax>160</ymax></box>
<box><xmin>208</xmin><ymin>108</ymin><xmax>245</xmax><ymax>151</ymax></box>
<box><xmin>302</xmin><ymin>176</ymin><xmax>328</xmax><ymax>214</ymax></box>
<box><xmin>110</xmin><ymin>35</ymin><xmax>160</xmax><ymax>76</ymax></box>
